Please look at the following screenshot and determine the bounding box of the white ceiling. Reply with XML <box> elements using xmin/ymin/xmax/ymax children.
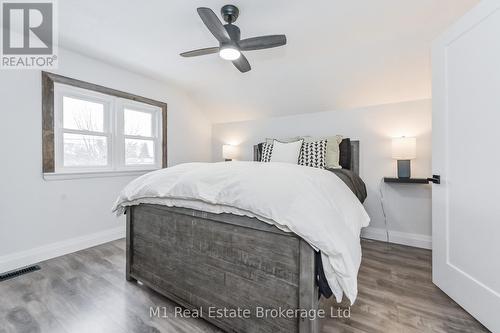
<box><xmin>59</xmin><ymin>0</ymin><xmax>479</xmax><ymax>123</ymax></box>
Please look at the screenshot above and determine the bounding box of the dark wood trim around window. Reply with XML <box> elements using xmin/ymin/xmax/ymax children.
<box><xmin>41</xmin><ymin>71</ymin><xmax>168</xmax><ymax>173</ymax></box>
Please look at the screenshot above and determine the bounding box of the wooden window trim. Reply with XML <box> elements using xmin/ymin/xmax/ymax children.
<box><xmin>42</xmin><ymin>71</ymin><xmax>168</xmax><ymax>173</ymax></box>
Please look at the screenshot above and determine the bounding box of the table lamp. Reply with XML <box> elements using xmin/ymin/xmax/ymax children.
<box><xmin>222</xmin><ymin>144</ymin><xmax>238</xmax><ymax>161</ymax></box>
<box><xmin>392</xmin><ymin>137</ymin><xmax>416</xmax><ymax>178</ymax></box>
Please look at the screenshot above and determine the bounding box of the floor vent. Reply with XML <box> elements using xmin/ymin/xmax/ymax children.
<box><xmin>0</xmin><ymin>265</ymin><xmax>41</xmax><ymax>282</ymax></box>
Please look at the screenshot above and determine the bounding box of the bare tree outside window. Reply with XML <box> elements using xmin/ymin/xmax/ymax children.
<box><xmin>124</xmin><ymin>109</ymin><xmax>155</xmax><ymax>165</ymax></box>
<box><xmin>62</xmin><ymin>97</ymin><xmax>107</xmax><ymax>166</ymax></box>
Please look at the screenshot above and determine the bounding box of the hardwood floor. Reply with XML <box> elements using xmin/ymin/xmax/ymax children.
<box><xmin>0</xmin><ymin>239</ymin><xmax>489</xmax><ymax>333</ymax></box>
<box><xmin>320</xmin><ymin>240</ymin><xmax>489</xmax><ymax>333</ymax></box>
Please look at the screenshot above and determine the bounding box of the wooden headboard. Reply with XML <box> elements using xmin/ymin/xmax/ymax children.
<box><xmin>253</xmin><ymin>140</ymin><xmax>360</xmax><ymax>175</ymax></box>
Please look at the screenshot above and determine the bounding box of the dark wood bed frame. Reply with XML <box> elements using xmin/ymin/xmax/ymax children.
<box><xmin>126</xmin><ymin>141</ymin><xmax>360</xmax><ymax>333</ymax></box>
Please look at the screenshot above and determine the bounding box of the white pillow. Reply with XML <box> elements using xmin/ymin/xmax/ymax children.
<box><xmin>270</xmin><ymin>139</ymin><xmax>303</xmax><ymax>164</ymax></box>
<box><xmin>325</xmin><ymin>135</ymin><xmax>343</xmax><ymax>169</ymax></box>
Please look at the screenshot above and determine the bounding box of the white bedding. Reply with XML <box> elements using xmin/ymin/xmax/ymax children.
<box><xmin>112</xmin><ymin>161</ymin><xmax>370</xmax><ymax>303</ymax></box>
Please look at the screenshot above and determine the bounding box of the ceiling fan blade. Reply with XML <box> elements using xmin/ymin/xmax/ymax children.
<box><xmin>232</xmin><ymin>54</ymin><xmax>251</xmax><ymax>73</ymax></box>
<box><xmin>180</xmin><ymin>47</ymin><xmax>220</xmax><ymax>58</ymax></box>
<box><xmin>239</xmin><ymin>35</ymin><xmax>287</xmax><ymax>51</ymax></box>
<box><xmin>197</xmin><ymin>7</ymin><xmax>231</xmax><ymax>43</ymax></box>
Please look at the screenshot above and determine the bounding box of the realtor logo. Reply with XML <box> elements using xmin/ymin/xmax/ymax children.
<box><xmin>1</xmin><ymin>0</ymin><xmax>58</xmax><ymax>69</ymax></box>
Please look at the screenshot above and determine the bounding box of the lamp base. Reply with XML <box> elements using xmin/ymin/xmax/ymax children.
<box><xmin>397</xmin><ymin>160</ymin><xmax>411</xmax><ymax>178</ymax></box>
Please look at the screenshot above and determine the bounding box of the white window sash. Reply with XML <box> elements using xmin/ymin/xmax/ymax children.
<box><xmin>53</xmin><ymin>83</ymin><xmax>162</xmax><ymax>174</ymax></box>
<box><xmin>117</xmin><ymin>98</ymin><xmax>162</xmax><ymax>170</ymax></box>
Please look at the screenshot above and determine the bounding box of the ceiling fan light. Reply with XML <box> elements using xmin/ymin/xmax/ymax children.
<box><xmin>219</xmin><ymin>47</ymin><xmax>241</xmax><ymax>60</ymax></box>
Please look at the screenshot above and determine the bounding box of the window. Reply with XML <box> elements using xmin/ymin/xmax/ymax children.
<box><xmin>42</xmin><ymin>72</ymin><xmax>167</xmax><ymax>179</ymax></box>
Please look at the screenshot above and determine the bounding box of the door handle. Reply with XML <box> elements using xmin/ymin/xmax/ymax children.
<box><xmin>427</xmin><ymin>175</ymin><xmax>441</xmax><ymax>184</ymax></box>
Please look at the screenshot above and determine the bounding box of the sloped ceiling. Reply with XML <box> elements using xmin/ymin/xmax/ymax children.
<box><xmin>59</xmin><ymin>0</ymin><xmax>479</xmax><ymax>123</ymax></box>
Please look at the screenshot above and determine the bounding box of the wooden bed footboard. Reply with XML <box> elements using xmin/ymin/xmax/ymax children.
<box><xmin>126</xmin><ymin>204</ymin><xmax>319</xmax><ymax>333</ymax></box>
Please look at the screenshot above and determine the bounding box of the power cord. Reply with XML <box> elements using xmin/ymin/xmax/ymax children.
<box><xmin>379</xmin><ymin>177</ymin><xmax>390</xmax><ymax>243</ymax></box>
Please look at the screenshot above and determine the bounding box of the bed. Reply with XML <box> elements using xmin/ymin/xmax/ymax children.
<box><xmin>114</xmin><ymin>140</ymin><xmax>368</xmax><ymax>333</ymax></box>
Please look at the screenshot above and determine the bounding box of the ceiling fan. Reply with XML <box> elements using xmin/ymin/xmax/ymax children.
<box><xmin>180</xmin><ymin>5</ymin><xmax>287</xmax><ymax>73</ymax></box>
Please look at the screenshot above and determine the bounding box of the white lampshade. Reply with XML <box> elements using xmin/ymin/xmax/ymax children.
<box><xmin>392</xmin><ymin>137</ymin><xmax>416</xmax><ymax>160</ymax></box>
<box><xmin>222</xmin><ymin>144</ymin><xmax>238</xmax><ymax>160</ymax></box>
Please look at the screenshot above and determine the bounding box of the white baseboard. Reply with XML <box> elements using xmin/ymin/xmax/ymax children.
<box><xmin>361</xmin><ymin>226</ymin><xmax>432</xmax><ymax>250</ymax></box>
<box><xmin>0</xmin><ymin>226</ymin><xmax>125</xmax><ymax>274</ymax></box>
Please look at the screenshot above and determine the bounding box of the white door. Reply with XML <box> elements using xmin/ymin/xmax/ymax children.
<box><xmin>432</xmin><ymin>1</ymin><xmax>500</xmax><ymax>331</ymax></box>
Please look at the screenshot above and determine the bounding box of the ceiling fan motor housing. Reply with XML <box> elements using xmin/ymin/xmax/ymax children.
<box><xmin>221</xmin><ymin>5</ymin><xmax>239</xmax><ymax>24</ymax></box>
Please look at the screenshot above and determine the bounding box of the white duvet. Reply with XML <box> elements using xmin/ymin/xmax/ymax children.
<box><xmin>112</xmin><ymin>161</ymin><xmax>370</xmax><ymax>303</ymax></box>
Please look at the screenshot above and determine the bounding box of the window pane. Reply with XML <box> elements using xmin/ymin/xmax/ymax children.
<box><xmin>125</xmin><ymin>139</ymin><xmax>155</xmax><ymax>165</ymax></box>
<box><xmin>63</xmin><ymin>96</ymin><xmax>104</xmax><ymax>132</ymax></box>
<box><xmin>124</xmin><ymin>109</ymin><xmax>152</xmax><ymax>137</ymax></box>
<box><xmin>63</xmin><ymin>133</ymin><xmax>108</xmax><ymax>167</ymax></box>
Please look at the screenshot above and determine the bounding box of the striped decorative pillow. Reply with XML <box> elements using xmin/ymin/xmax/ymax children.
<box><xmin>299</xmin><ymin>140</ymin><xmax>327</xmax><ymax>169</ymax></box>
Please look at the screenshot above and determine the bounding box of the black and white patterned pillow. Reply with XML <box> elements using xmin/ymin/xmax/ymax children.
<box><xmin>299</xmin><ymin>140</ymin><xmax>327</xmax><ymax>168</ymax></box>
<box><xmin>260</xmin><ymin>143</ymin><xmax>274</xmax><ymax>162</ymax></box>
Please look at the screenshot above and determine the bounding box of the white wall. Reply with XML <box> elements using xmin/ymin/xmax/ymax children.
<box><xmin>0</xmin><ymin>48</ymin><xmax>212</xmax><ymax>272</ymax></box>
<box><xmin>212</xmin><ymin>100</ymin><xmax>432</xmax><ymax>248</ymax></box>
